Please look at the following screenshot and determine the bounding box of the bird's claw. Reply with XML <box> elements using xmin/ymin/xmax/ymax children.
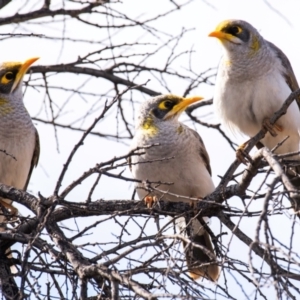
<box><xmin>189</xmin><ymin>198</ymin><xmax>201</xmax><ymax>209</ymax></box>
<box><xmin>144</xmin><ymin>196</ymin><xmax>158</xmax><ymax>208</ymax></box>
<box><xmin>236</xmin><ymin>141</ymin><xmax>253</xmax><ymax>165</ymax></box>
<box><xmin>262</xmin><ymin>118</ymin><xmax>283</xmax><ymax>137</ymax></box>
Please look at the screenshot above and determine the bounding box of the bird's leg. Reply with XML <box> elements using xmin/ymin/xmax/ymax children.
<box><xmin>0</xmin><ymin>200</ymin><xmax>18</xmax><ymax>216</ymax></box>
<box><xmin>144</xmin><ymin>195</ymin><xmax>158</xmax><ymax>208</ymax></box>
<box><xmin>189</xmin><ymin>198</ymin><xmax>200</xmax><ymax>209</ymax></box>
<box><xmin>236</xmin><ymin>140</ymin><xmax>253</xmax><ymax>165</ymax></box>
<box><xmin>262</xmin><ymin>118</ymin><xmax>283</xmax><ymax>137</ymax></box>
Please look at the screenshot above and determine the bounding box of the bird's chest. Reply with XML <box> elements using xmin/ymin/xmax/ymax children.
<box><xmin>0</xmin><ymin>123</ymin><xmax>36</xmax><ymax>189</ymax></box>
<box><xmin>214</xmin><ymin>65</ymin><xmax>291</xmax><ymax>137</ymax></box>
<box><xmin>132</xmin><ymin>133</ymin><xmax>190</xmax><ymax>181</ymax></box>
<box><xmin>131</xmin><ymin>132</ymin><xmax>212</xmax><ymax>201</ymax></box>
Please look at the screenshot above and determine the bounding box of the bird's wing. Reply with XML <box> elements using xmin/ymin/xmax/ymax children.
<box><xmin>267</xmin><ymin>41</ymin><xmax>300</xmax><ymax>108</ymax></box>
<box><xmin>127</xmin><ymin>155</ymin><xmax>132</xmax><ymax>172</ymax></box>
<box><xmin>23</xmin><ymin>128</ymin><xmax>40</xmax><ymax>190</ymax></box>
<box><xmin>186</xmin><ymin>127</ymin><xmax>212</xmax><ymax>176</ymax></box>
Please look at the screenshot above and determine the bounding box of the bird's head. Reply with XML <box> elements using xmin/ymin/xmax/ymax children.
<box><xmin>209</xmin><ymin>20</ymin><xmax>263</xmax><ymax>57</ymax></box>
<box><xmin>137</xmin><ymin>94</ymin><xmax>203</xmax><ymax>135</ymax></box>
<box><xmin>0</xmin><ymin>57</ymin><xmax>39</xmax><ymax>97</ymax></box>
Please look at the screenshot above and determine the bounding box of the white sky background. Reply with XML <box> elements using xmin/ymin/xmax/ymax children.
<box><xmin>0</xmin><ymin>0</ymin><xmax>299</xmax><ymax>298</ymax></box>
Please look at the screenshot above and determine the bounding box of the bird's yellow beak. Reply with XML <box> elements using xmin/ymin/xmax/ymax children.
<box><xmin>11</xmin><ymin>57</ymin><xmax>39</xmax><ymax>92</ymax></box>
<box><xmin>208</xmin><ymin>30</ymin><xmax>234</xmax><ymax>42</ymax></box>
<box><xmin>164</xmin><ymin>96</ymin><xmax>203</xmax><ymax>120</ymax></box>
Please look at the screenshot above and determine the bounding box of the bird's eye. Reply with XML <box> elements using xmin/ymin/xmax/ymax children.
<box><xmin>1</xmin><ymin>72</ymin><xmax>15</xmax><ymax>84</ymax></box>
<box><xmin>5</xmin><ymin>72</ymin><xmax>14</xmax><ymax>80</ymax></box>
<box><xmin>227</xmin><ymin>26</ymin><xmax>242</xmax><ymax>36</ymax></box>
<box><xmin>163</xmin><ymin>101</ymin><xmax>173</xmax><ymax>109</ymax></box>
<box><xmin>159</xmin><ymin>100</ymin><xmax>173</xmax><ymax>110</ymax></box>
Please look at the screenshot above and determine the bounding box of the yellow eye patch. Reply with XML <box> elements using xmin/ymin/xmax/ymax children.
<box><xmin>224</xmin><ymin>25</ymin><xmax>243</xmax><ymax>36</ymax></box>
<box><xmin>234</xmin><ymin>26</ymin><xmax>242</xmax><ymax>34</ymax></box>
<box><xmin>1</xmin><ymin>72</ymin><xmax>15</xmax><ymax>85</ymax></box>
<box><xmin>158</xmin><ymin>100</ymin><xmax>173</xmax><ymax>110</ymax></box>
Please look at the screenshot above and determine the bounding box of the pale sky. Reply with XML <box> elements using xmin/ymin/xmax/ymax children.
<box><xmin>0</xmin><ymin>0</ymin><xmax>299</xmax><ymax>298</ymax></box>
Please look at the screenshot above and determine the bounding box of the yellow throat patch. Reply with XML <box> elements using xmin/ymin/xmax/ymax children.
<box><xmin>249</xmin><ymin>35</ymin><xmax>260</xmax><ymax>57</ymax></box>
<box><xmin>142</xmin><ymin>117</ymin><xmax>158</xmax><ymax>136</ymax></box>
<box><xmin>0</xmin><ymin>98</ymin><xmax>13</xmax><ymax>115</ymax></box>
<box><xmin>177</xmin><ymin>124</ymin><xmax>184</xmax><ymax>134</ymax></box>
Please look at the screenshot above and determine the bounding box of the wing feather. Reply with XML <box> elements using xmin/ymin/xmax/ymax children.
<box><xmin>187</xmin><ymin>127</ymin><xmax>212</xmax><ymax>176</ymax></box>
<box><xmin>267</xmin><ymin>41</ymin><xmax>300</xmax><ymax>109</ymax></box>
<box><xmin>23</xmin><ymin>128</ymin><xmax>40</xmax><ymax>190</ymax></box>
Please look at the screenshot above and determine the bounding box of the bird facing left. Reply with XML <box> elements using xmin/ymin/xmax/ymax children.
<box><xmin>0</xmin><ymin>58</ymin><xmax>40</xmax><ymax>267</ymax></box>
<box><xmin>129</xmin><ymin>94</ymin><xmax>219</xmax><ymax>282</ymax></box>
<box><xmin>209</xmin><ymin>19</ymin><xmax>300</xmax><ymax>162</ymax></box>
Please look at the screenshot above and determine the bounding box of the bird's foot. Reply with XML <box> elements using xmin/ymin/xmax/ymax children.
<box><xmin>0</xmin><ymin>201</ymin><xmax>18</xmax><ymax>216</ymax></box>
<box><xmin>236</xmin><ymin>140</ymin><xmax>253</xmax><ymax>165</ymax></box>
<box><xmin>189</xmin><ymin>198</ymin><xmax>201</xmax><ymax>209</ymax></box>
<box><xmin>144</xmin><ymin>196</ymin><xmax>158</xmax><ymax>208</ymax></box>
<box><xmin>262</xmin><ymin>118</ymin><xmax>283</xmax><ymax>137</ymax></box>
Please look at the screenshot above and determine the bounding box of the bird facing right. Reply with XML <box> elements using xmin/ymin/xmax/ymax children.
<box><xmin>130</xmin><ymin>94</ymin><xmax>219</xmax><ymax>282</ymax></box>
<box><xmin>0</xmin><ymin>58</ymin><xmax>40</xmax><ymax>251</ymax></box>
<box><xmin>209</xmin><ymin>20</ymin><xmax>300</xmax><ymax>164</ymax></box>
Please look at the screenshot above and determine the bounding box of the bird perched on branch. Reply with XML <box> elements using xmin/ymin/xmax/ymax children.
<box><xmin>130</xmin><ymin>94</ymin><xmax>219</xmax><ymax>281</ymax></box>
<box><xmin>0</xmin><ymin>58</ymin><xmax>40</xmax><ymax>262</ymax></box>
<box><xmin>209</xmin><ymin>20</ymin><xmax>300</xmax><ymax>171</ymax></box>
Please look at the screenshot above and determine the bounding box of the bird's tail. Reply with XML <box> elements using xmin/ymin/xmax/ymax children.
<box><xmin>184</xmin><ymin>230</ymin><xmax>219</xmax><ymax>281</ymax></box>
<box><xmin>179</xmin><ymin>216</ymin><xmax>219</xmax><ymax>282</ymax></box>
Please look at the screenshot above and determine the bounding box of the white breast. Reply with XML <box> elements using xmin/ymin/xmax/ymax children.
<box><xmin>214</xmin><ymin>61</ymin><xmax>300</xmax><ymax>155</ymax></box>
<box><xmin>131</xmin><ymin>127</ymin><xmax>215</xmax><ymax>203</ymax></box>
<box><xmin>0</xmin><ymin>128</ymin><xmax>36</xmax><ymax>189</ymax></box>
